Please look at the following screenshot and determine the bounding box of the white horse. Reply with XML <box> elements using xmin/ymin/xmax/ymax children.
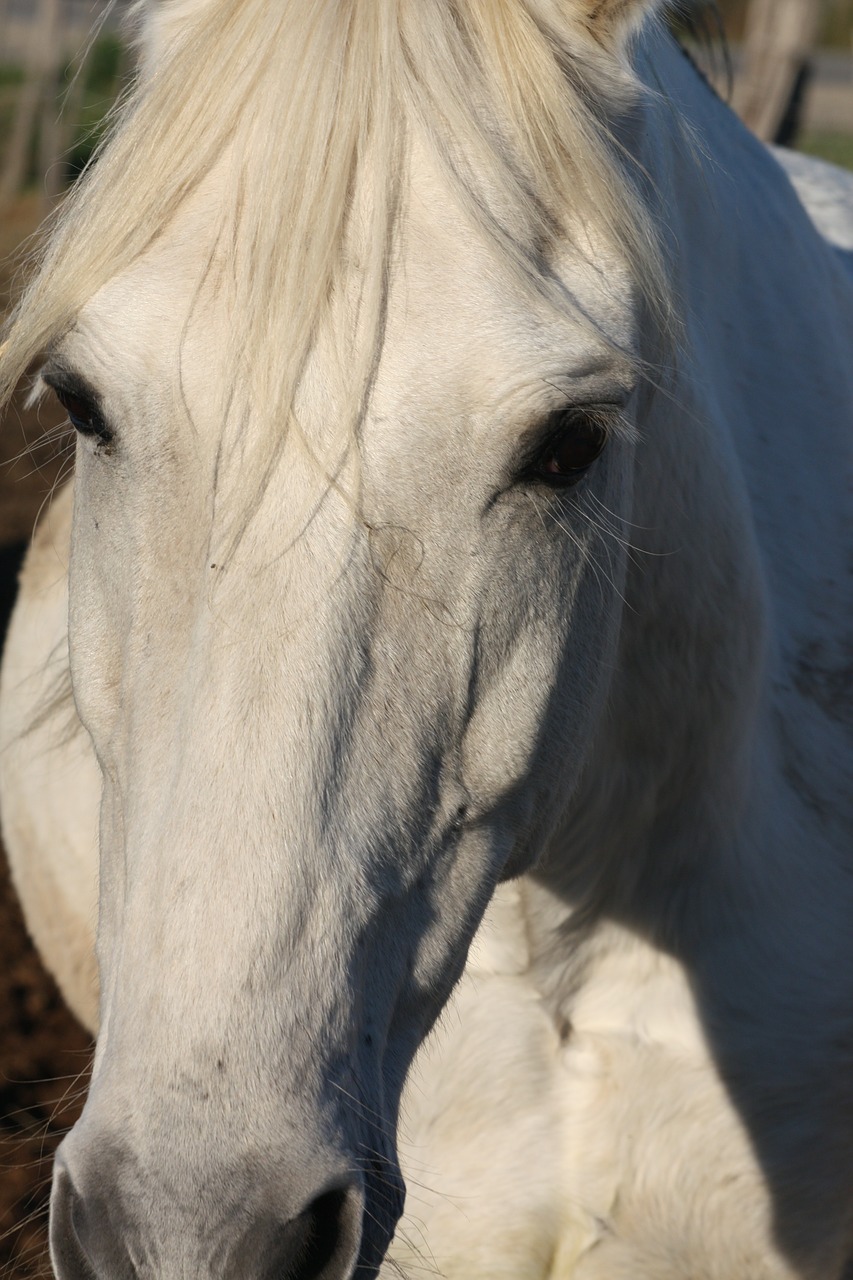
<box><xmin>1</xmin><ymin>0</ymin><xmax>852</xmax><ymax>1276</ymax></box>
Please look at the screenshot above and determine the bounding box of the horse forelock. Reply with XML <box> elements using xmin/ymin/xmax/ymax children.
<box><xmin>0</xmin><ymin>0</ymin><xmax>668</xmax><ymax>539</ymax></box>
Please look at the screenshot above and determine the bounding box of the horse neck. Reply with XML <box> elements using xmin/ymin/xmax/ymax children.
<box><xmin>529</xmin><ymin>29</ymin><xmax>849</xmax><ymax>952</ymax></box>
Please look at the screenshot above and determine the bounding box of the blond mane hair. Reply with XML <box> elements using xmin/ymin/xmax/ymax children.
<box><xmin>0</xmin><ymin>0</ymin><xmax>666</xmax><ymax>518</ymax></box>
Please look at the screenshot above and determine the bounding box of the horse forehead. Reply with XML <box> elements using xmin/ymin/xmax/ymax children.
<box><xmin>67</xmin><ymin>194</ymin><xmax>222</xmax><ymax>394</ymax></box>
<box><xmin>360</xmin><ymin>205</ymin><xmax>637</xmax><ymax>439</ymax></box>
<box><xmin>69</xmin><ymin>150</ymin><xmax>636</xmax><ymax>435</ymax></box>
<box><xmin>394</xmin><ymin>152</ymin><xmax>634</xmax><ymax>352</ymax></box>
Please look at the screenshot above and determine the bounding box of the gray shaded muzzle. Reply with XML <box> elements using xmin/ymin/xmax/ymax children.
<box><xmin>50</xmin><ymin>1138</ymin><xmax>403</xmax><ymax>1279</ymax></box>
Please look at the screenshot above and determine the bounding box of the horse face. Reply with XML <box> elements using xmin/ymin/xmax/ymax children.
<box><xmin>47</xmin><ymin>126</ymin><xmax>639</xmax><ymax>1280</ymax></box>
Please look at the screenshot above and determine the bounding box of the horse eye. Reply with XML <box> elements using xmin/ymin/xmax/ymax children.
<box><xmin>53</xmin><ymin>387</ymin><xmax>108</xmax><ymax>440</ymax></box>
<box><xmin>531</xmin><ymin>409</ymin><xmax>609</xmax><ymax>487</ymax></box>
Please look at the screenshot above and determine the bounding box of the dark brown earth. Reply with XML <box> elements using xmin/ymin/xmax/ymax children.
<box><xmin>0</xmin><ymin>197</ymin><xmax>93</xmax><ymax>1280</ymax></box>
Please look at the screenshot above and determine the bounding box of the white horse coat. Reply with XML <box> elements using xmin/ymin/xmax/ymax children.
<box><xmin>1</xmin><ymin>5</ymin><xmax>852</xmax><ymax>1278</ymax></box>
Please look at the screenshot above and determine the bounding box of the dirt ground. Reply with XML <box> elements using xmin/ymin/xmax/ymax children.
<box><xmin>0</xmin><ymin>197</ymin><xmax>92</xmax><ymax>1280</ymax></box>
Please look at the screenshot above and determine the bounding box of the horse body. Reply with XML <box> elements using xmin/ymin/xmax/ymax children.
<box><xmin>1</xmin><ymin>3</ymin><xmax>852</xmax><ymax>1277</ymax></box>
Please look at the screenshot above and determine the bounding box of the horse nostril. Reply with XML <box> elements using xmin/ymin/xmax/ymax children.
<box><xmin>49</xmin><ymin>1160</ymin><xmax>108</xmax><ymax>1280</ymax></box>
<box><xmin>263</xmin><ymin>1185</ymin><xmax>363</xmax><ymax>1280</ymax></box>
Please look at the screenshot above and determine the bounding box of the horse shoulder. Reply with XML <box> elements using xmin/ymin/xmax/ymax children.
<box><xmin>0</xmin><ymin>482</ymin><xmax>100</xmax><ymax>1032</ymax></box>
<box><xmin>550</xmin><ymin>923</ymin><xmax>814</xmax><ymax>1279</ymax></box>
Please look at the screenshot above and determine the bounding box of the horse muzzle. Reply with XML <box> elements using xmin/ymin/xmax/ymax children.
<box><xmin>49</xmin><ymin>1145</ymin><xmax>401</xmax><ymax>1280</ymax></box>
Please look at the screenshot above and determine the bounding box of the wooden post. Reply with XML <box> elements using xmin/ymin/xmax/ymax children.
<box><xmin>0</xmin><ymin>0</ymin><xmax>62</xmax><ymax>211</ymax></box>
<box><xmin>732</xmin><ymin>0</ymin><xmax>823</xmax><ymax>143</ymax></box>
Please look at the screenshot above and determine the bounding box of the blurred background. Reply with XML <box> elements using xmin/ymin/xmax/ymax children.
<box><xmin>0</xmin><ymin>0</ymin><xmax>851</xmax><ymax>1275</ymax></box>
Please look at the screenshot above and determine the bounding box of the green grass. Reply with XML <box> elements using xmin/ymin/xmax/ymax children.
<box><xmin>798</xmin><ymin>131</ymin><xmax>853</xmax><ymax>172</ymax></box>
<box><xmin>63</xmin><ymin>35</ymin><xmax>127</xmax><ymax>178</ymax></box>
<box><xmin>82</xmin><ymin>34</ymin><xmax>124</xmax><ymax>96</ymax></box>
<box><xmin>66</xmin><ymin>93</ymin><xmax>120</xmax><ymax>180</ymax></box>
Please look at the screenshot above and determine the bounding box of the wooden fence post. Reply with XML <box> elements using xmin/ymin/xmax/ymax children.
<box><xmin>732</xmin><ymin>0</ymin><xmax>824</xmax><ymax>143</ymax></box>
<box><xmin>0</xmin><ymin>0</ymin><xmax>63</xmax><ymax>212</ymax></box>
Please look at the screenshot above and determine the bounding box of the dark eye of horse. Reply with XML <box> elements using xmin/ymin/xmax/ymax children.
<box><xmin>53</xmin><ymin>387</ymin><xmax>108</xmax><ymax>441</ymax></box>
<box><xmin>530</xmin><ymin>409</ymin><xmax>609</xmax><ymax>487</ymax></box>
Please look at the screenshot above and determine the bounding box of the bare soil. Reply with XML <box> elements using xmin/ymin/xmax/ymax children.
<box><xmin>0</xmin><ymin>196</ymin><xmax>92</xmax><ymax>1280</ymax></box>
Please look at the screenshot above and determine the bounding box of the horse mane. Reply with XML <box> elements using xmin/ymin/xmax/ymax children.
<box><xmin>0</xmin><ymin>0</ymin><xmax>667</xmax><ymax>525</ymax></box>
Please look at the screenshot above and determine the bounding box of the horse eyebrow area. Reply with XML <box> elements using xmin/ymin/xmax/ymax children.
<box><xmin>40</xmin><ymin>357</ymin><xmax>104</xmax><ymax>415</ymax></box>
